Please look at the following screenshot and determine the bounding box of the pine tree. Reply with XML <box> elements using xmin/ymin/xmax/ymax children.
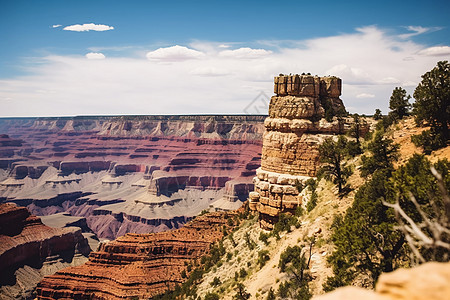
<box><xmin>412</xmin><ymin>60</ymin><xmax>450</xmax><ymax>150</ymax></box>
<box><xmin>389</xmin><ymin>87</ymin><xmax>411</xmax><ymax>120</ymax></box>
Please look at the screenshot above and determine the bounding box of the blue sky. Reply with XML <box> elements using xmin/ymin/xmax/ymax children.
<box><xmin>1</xmin><ymin>0</ymin><xmax>449</xmax><ymax>117</ymax></box>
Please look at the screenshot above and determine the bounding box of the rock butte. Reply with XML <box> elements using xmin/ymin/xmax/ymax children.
<box><xmin>249</xmin><ymin>74</ymin><xmax>367</xmax><ymax>229</ymax></box>
<box><xmin>36</xmin><ymin>211</ymin><xmax>237</xmax><ymax>299</ymax></box>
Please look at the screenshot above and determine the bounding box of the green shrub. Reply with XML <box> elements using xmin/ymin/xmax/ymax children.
<box><xmin>257</xmin><ymin>250</ymin><xmax>270</xmax><ymax>268</ymax></box>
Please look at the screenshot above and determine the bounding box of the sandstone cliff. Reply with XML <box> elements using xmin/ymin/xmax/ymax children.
<box><xmin>36</xmin><ymin>211</ymin><xmax>237</xmax><ymax>299</ymax></box>
<box><xmin>249</xmin><ymin>74</ymin><xmax>360</xmax><ymax>229</ymax></box>
<box><xmin>0</xmin><ymin>203</ymin><xmax>90</xmax><ymax>299</ymax></box>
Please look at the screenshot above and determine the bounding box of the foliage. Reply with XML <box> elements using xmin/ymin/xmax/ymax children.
<box><xmin>244</xmin><ymin>232</ymin><xmax>256</xmax><ymax>250</ymax></box>
<box><xmin>266</xmin><ymin>287</ymin><xmax>276</xmax><ymax>300</ymax></box>
<box><xmin>349</xmin><ymin>113</ymin><xmax>364</xmax><ymax>153</ymax></box>
<box><xmin>305</xmin><ymin>178</ymin><xmax>318</xmax><ymax>212</ymax></box>
<box><xmin>306</xmin><ymin>191</ymin><xmax>318</xmax><ymax>212</ymax></box>
<box><xmin>277</xmin><ymin>244</ymin><xmax>313</xmax><ymax>299</ymax></box>
<box><xmin>388</xmin><ymin>87</ymin><xmax>411</xmax><ymax>120</ymax></box>
<box><xmin>373</xmin><ymin>108</ymin><xmax>382</xmax><ymax>120</ymax></box>
<box><xmin>360</xmin><ymin>130</ymin><xmax>399</xmax><ymax>178</ymax></box>
<box><xmin>204</xmin><ymin>292</ymin><xmax>220</xmax><ymax>300</ymax></box>
<box><xmin>294</xmin><ymin>179</ymin><xmax>304</xmax><ymax>193</ymax></box>
<box><xmin>318</xmin><ymin>136</ymin><xmax>353</xmax><ymax>194</ymax></box>
<box><xmin>233</xmin><ymin>283</ymin><xmax>251</xmax><ymax>300</ymax></box>
<box><xmin>375</xmin><ymin>115</ymin><xmax>395</xmax><ymax>131</ymax></box>
<box><xmin>411</xmin><ymin>129</ymin><xmax>446</xmax><ymax>154</ymax></box>
<box><xmin>324</xmin><ymin>153</ymin><xmax>450</xmax><ymax>292</ymax></box>
<box><xmin>239</xmin><ymin>267</ymin><xmax>248</xmax><ymax>278</ymax></box>
<box><xmin>259</xmin><ymin>231</ymin><xmax>270</xmax><ymax>245</ymax></box>
<box><xmin>272</xmin><ymin>213</ymin><xmax>299</xmax><ymax>239</ymax></box>
<box><xmin>324</xmin><ymin>168</ymin><xmax>405</xmax><ymax>291</ymax></box>
<box><xmin>412</xmin><ymin>60</ymin><xmax>449</xmax><ymax>148</ymax></box>
<box><xmin>257</xmin><ymin>250</ymin><xmax>270</xmax><ymax>268</ymax></box>
<box><xmin>210</xmin><ymin>276</ymin><xmax>221</xmax><ymax>287</ymax></box>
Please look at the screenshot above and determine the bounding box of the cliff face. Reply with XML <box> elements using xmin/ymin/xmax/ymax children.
<box><xmin>0</xmin><ymin>203</ymin><xmax>90</xmax><ymax>299</ymax></box>
<box><xmin>0</xmin><ymin>115</ymin><xmax>264</xmax><ymax>239</ymax></box>
<box><xmin>36</xmin><ymin>211</ymin><xmax>237</xmax><ymax>299</ymax></box>
<box><xmin>249</xmin><ymin>74</ymin><xmax>355</xmax><ymax>229</ymax></box>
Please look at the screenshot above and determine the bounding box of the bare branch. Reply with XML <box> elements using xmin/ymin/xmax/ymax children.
<box><xmin>383</xmin><ymin>167</ymin><xmax>450</xmax><ymax>263</ymax></box>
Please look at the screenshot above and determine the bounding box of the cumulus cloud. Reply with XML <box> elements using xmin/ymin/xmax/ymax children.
<box><xmin>85</xmin><ymin>52</ymin><xmax>106</xmax><ymax>60</ymax></box>
<box><xmin>417</xmin><ymin>46</ymin><xmax>450</xmax><ymax>56</ymax></box>
<box><xmin>146</xmin><ymin>45</ymin><xmax>205</xmax><ymax>62</ymax></box>
<box><xmin>63</xmin><ymin>23</ymin><xmax>114</xmax><ymax>32</ymax></box>
<box><xmin>219</xmin><ymin>47</ymin><xmax>272</xmax><ymax>59</ymax></box>
<box><xmin>356</xmin><ymin>93</ymin><xmax>375</xmax><ymax>99</ymax></box>
<box><xmin>1</xmin><ymin>25</ymin><xmax>448</xmax><ymax>117</ymax></box>
<box><xmin>52</xmin><ymin>24</ymin><xmax>62</xmax><ymax>28</ymax></box>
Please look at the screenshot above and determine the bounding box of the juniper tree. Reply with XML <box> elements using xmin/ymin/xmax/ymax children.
<box><xmin>412</xmin><ymin>61</ymin><xmax>450</xmax><ymax>151</ymax></box>
<box><xmin>360</xmin><ymin>130</ymin><xmax>399</xmax><ymax>178</ymax></box>
<box><xmin>318</xmin><ymin>136</ymin><xmax>353</xmax><ymax>194</ymax></box>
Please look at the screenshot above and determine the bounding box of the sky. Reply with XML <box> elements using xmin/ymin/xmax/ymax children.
<box><xmin>1</xmin><ymin>0</ymin><xmax>449</xmax><ymax>117</ymax></box>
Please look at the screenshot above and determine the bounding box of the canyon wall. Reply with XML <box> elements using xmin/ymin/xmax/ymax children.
<box><xmin>0</xmin><ymin>203</ymin><xmax>90</xmax><ymax>299</ymax></box>
<box><xmin>0</xmin><ymin>115</ymin><xmax>264</xmax><ymax>240</ymax></box>
<box><xmin>249</xmin><ymin>74</ymin><xmax>361</xmax><ymax>229</ymax></box>
<box><xmin>36</xmin><ymin>211</ymin><xmax>237</xmax><ymax>299</ymax></box>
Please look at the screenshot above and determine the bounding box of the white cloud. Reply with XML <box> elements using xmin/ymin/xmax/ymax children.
<box><xmin>219</xmin><ymin>47</ymin><xmax>272</xmax><ymax>59</ymax></box>
<box><xmin>1</xmin><ymin>25</ymin><xmax>448</xmax><ymax>117</ymax></box>
<box><xmin>146</xmin><ymin>45</ymin><xmax>205</xmax><ymax>62</ymax></box>
<box><xmin>52</xmin><ymin>24</ymin><xmax>62</xmax><ymax>28</ymax></box>
<box><xmin>325</xmin><ymin>64</ymin><xmax>372</xmax><ymax>84</ymax></box>
<box><xmin>399</xmin><ymin>26</ymin><xmax>430</xmax><ymax>39</ymax></box>
<box><xmin>398</xmin><ymin>26</ymin><xmax>442</xmax><ymax>39</ymax></box>
<box><xmin>402</xmin><ymin>81</ymin><xmax>418</xmax><ymax>87</ymax></box>
<box><xmin>85</xmin><ymin>52</ymin><xmax>106</xmax><ymax>60</ymax></box>
<box><xmin>190</xmin><ymin>67</ymin><xmax>230</xmax><ymax>77</ymax></box>
<box><xmin>63</xmin><ymin>23</ymin><xmax>114</xmax><ymax>32</ymax></box>
<box><xmin>356</xmin><ymin>93</ymin><xmax>375</xmax><ymax>99</ymax></box>
<box><xmin>378</xmin><ymin>77</ymin><xmax>401</xmax><ymax>84</ymax></box>
<box><xmin>417</xmin><ymin>46</ymin><xmax>450</xmax><ymax>56</ymax></box>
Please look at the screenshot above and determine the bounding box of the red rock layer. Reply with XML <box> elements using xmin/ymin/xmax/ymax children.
<box><xmin>36</xmin><ymin>211</ymin><xmax>237</xmax><ymax>299</ymax></box>
<box><xmin>0</xmin><ymin>203</ymin><xmax>90</xmax><ymax>287</ymax></box>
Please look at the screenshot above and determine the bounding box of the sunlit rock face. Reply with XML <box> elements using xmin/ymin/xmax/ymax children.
<box><xmin>249</xmin><ymin>74</ymin><xmax>362</xmax><ymax>229</ymax></box>
<box><xmin>0</xmin><ymin>115</ymin><xmax>265</xmax><ymax>239</ymax></box>
<box><xmin>0</xmin><ymin>203</ymin><xmax>90</xmax><ymax>299</ymax></box>
<box><xmin>36</xmin><ymin>211</ymin><xmax>237</xmax><ymax>299</ymax></box>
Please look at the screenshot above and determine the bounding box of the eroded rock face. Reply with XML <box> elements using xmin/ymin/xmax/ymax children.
<box><xmin>36</xmin><ymin>211</ymin><xmax>237</xmax><ymax>299</ymax></box>
<box><xmin>0</xmin><ymin>203</ymin><xmax>90</xmax><ymax>299</ymax></box>
<box><xmin>0</xmin><ymin>115</ymin><xmax>264</xmax><ymax>239</ymax></box>
<box><xmin>249</xmin><ymin>74</ymin><xmax>354</xmax><ymax>229</ymax></box>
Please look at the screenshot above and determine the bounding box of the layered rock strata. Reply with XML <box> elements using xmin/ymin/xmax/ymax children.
<box><xmin>0</xmin><ymin>115</ymin><xmax>264</xmax><ymax>239</ymax></box>
<box><xmin>36</xmin><ymin>211</ymin><xmax>237</xmax><ymax>299</ymax></box>
<box><xmin>0</xmin><ymin>203</ymin><xmax>90</xmax><ymax>299</ymax></box>
<box><xmin>249</xmin><ymin>74</ymin><xmax>348</xmax><ymax>229</ymax></box>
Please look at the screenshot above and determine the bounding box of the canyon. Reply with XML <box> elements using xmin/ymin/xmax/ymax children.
<box><xmin>0</xmin><ymin>115</ymin><xmax>264</xmax><ymax>298</ymax></box>
<box><xmin>0</xmin><ymin>115</ymin><xmax>264</xmax><ymax>240</ymax></box>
